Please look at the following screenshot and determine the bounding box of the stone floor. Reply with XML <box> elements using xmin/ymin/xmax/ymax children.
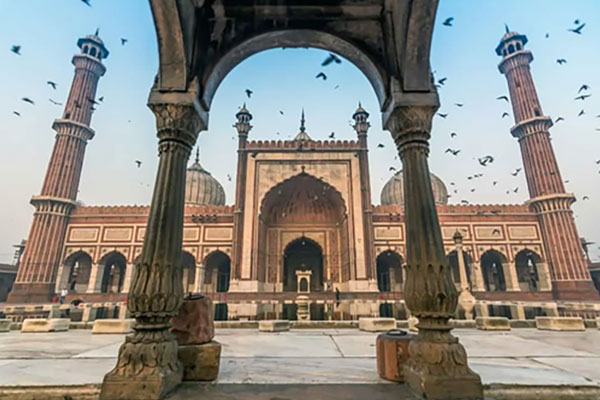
<box><xmin>0</xmin><ymin>328</ymin><xmax>599</xmax><ymax>392</ymax></box>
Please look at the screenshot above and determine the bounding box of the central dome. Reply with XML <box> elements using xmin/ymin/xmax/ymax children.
<box><xmin>185</xmin><ymin>149</ymin><xmax>226</xmax><ymax>206</ymax></box>
<box><xmin>380</xmin><ymin>170</ymin><xmax>448</xmax><ymax>206</ymax></box>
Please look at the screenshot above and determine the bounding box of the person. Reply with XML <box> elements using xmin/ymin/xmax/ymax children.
<box><xmin>59</xmin><ymin>288</ymin><xmax>68</xmax><ymax>304</ymax></box>
<box><xmin>335</xmin><ymin>287</ymin><xmax>341</xmax><ymax>301</ymax></box>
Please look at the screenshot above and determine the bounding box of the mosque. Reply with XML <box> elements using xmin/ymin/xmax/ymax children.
<box><xmin>6</xmin><ymin>30</ymin><xmax>599</xmax><ymax>320</ymax></box>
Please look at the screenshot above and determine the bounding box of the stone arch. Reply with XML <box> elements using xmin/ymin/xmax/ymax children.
<box><xmin>376</xmin><ymin>250</ymin><xmax>404</xmax><ymax>292</ymax></box>
<box><xmin>447</xmin><ymin>250</ymin><xmax>473</xmax><ymax>290</ymax></box>
<box><xmin>203</xmin><ymin>250</ymin><xmax>231</xmax><ymax>293</ymax></box>
<box><xmin>181</xmin><ymin>251</ymin><xmax>196</xmax><ymax>295</ymax></box>
<box><xmin>514</xmin><ymin>249</ymin><xmax>542</xmax><ymax>292</ymax></box>
<box><xmin>98</xmin><ymin>251</ymin><xmax>127</xmax><ymax>294</ymax></box>
<box><xmin>480</xmin><ymin>250</ymin><xmax>508</xmax><ymax>292</ymax></box>
<box><xmin>283</xmin><ymin>236</ymin><xmax>324</xmax><ymax>292</ymax></box>
<box><xmin>61</xmin><ymin>250</ymin><xmax>93</xmax><ymax>294</ymax></box>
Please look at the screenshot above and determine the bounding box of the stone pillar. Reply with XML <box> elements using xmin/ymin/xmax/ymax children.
<box><xmin>194</xmin><ymin>263</ymin><xmax>205</xmax><ymax>293</ymax></box>
<box><xmin>470</xmin><ymin>261</ymin><xmax>485</xmax><ymax>292</ymax></box>
<box><xmin>121</xmin><ymin>263</ymin><xmax>134</xmax><ymax>293</ymax></box>
<box><xmin>87</xmin><ymin>263</ymin><xmax>104</xmax><ymax>293</ymax></box>
<box><xmin>456</xmin><ymin>247</ymin><xmax>469</xmax><ymax>292</ymax></box>
<box><xmin>537</xmin><ymin>262</ymin><xmax>552</xmax><ymax>291</ymax></box>
<box><xmin>509</xmin><ymin>305</ymin><xmax>525</xmax><ymax>320</ymax></box>
<box><xmin>503</xmin><ymin>262</ymin><xmax>520</xmax><ymax>292</ymax></box>
<box><xmin>100</xmin><ymin>99</ymin><xmax>203</xmax><ymax>400</ymax></box>
<box><xmin>386</xmin><ymin>105</ymin><xmax>482</xmax><ymax>399</ymax></box>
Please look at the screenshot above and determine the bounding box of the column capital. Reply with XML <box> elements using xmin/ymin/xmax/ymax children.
<box><xmin>149</xmin><ymin>103</ymin><xmax>205</xmax><ymax>150</ymax></box>
<box><xmin>384</xmin><ymin>105</ymin><xmax>438</xmax><ymax>156</ymax></box>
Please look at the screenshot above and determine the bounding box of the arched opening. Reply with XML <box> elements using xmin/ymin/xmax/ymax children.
<box><xmin>90</xmin><ymin>47</ymin><xmax>97</xmax><ymax>57</ymax></box>
<box><xmin>181</xmin><ymin>251</ymin><xmax>196</xmax><ymax>294</ymax></box>
<box><xmin>204</xmin><ymin>251</ymin><xmax>231</xmax><ymax>293</ymax></box>
<box><xmin>283</xmin><ymin>237</ymin><xmax>323</xmax><ymax>292</ymax></box>
<box><xmin>508</xmin><ymin>44</ymin><xmax>515</xmax><ymax>54</ymax></box>
<box><xmin>480</xmin><ymin>250</ymin><xmax>507</xmax><ymax>292</ymax></box>
<box><xmin>515</xmin><ymin>250</ymin><xmax>541</xmax><ymax>292</ymax></box>
<box><xmin>534</xmin><ymin>108</ymin><xmax>541</xmax><ymax>117</ymax></box>
<box><xmin>376</xmin><ymin>251</ymin><xmax>403</xmax><ymax>292</ymax></box>
<box><xmin>516</xmin><ymin>42</ymin><xmax>522</xmax><ymax>51</ymax></box>
<box><xmin>63</xmin><ymin>251</ymin><xmax>93</xmax><ymax>293</ymax></box>
<box><xmin>83</xmin><ymin>45</ymin><xmax>88</xmax><ymax>54</ymax></box>
<box><xmin>99</xmin><ymin>252</ymin><xmax>127</xmax><ymax>293</ymax></box>
<box><xmin>447</xmin><ymin>250</ymin><xmax>473</xmax><ymax>290</ymax></box>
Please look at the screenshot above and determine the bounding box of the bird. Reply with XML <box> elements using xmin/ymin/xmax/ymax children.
<box><xmin>87</xmin><ymin>97</ymin><xmax>99</xmax><ymax>105</ymax></box>
<box><xmin>389</xmin><ymin>166</ymin><xmax>396</xmax><ymax>172</ymax></box>
<box><xmin>496</xmin><ymin>95</ymin><xmax>509</xmax><ymax>102</ymax></box>
<box><xmin>46</xmin><ymin>81</ymin><xmax>57</xmax><ymax>90</ymax></box>
<box><xmin>442</xmin><ymin>17</ymin><xmax>454</xmax><ymax>27</ymax></box>
<box><xmin>502</xmin><ymin>112</ymin><xmax>510</xmax><ymax>118</ymax></box>
<box><xmin>511</xmin><ymin>168</ymin><xmax>522</xmax><ymax>176</ymax></box>
<box><xmin>513</xmin><ymin>187</ymin><xmax>519</xmax><ymax>193</ymax></box>
<box><xmin>445</xmin><ymin>148</ymin><xmax>460</xmax><ymax>156</ymax></box>
<box><xmin>437</xmin><ymin>77</ymin><xmax>447</xmax><ymax>86</ymax></box>
<box><xmin>581</xmin><ymin>195</ymin><xmax>590</xmax><ymax>200</ymax></box>
<box><xmin>578</xmin><ymin>109</ymin><xmax>585</xmax><ymax>117</ymax></box>
<box><xmin>478</xmin><ymin>155</ymin><xmax>494</xmax><ymax>166</ymax></box>
<box><xmin>437</xmin><ymin>113</ymin><xmax>448</xmax><ymax>118</ymax></box>
<box><xmin>321</xmin><ymin>53</ymin><xmax>341</xmax><ymax>67</ymax></box>
<box><xmin>49</xmin><ymin>99</ymin><xmax>63</xmax><ymax>106</ymax></box>
<box><xmin>227</xmin><ymin>174</ymin><xmax>232</xmax><ymax>182</ymax></box>
<box><xmin>596</xmin><ymin>159</ymin><xmax>600</xmax><ymax>164</ymax></box>
<box><xmin>493</xmin><ymin>181</ymin><xmax>498</xmax><ymax>186</ymax></box>
<box><xmin>328</xmin><ymin>132</ymin><xmax>335</xmax><ymax>139</ymax></box>
<box><xmin>545</xmin><ymin>33</ymin><xmax>550</xmax><ymax>39</ymax></box>
<box><xmin>460</xmin><ymin>200</ymin><xmax>470</xmax><ymax>205</ymax></box>
<box><xmin>10</xmin><ymin>45</ymin><xmax>21</xmax><ymax>55</ymax></box>
<box><xmin>334</xmin><ymin>85</ymin><xmax>340</xmax><ymax>90</ymax></box>
<box><xmin>568</xmin><ymin>23</ymin><xmax>585</xmax><ymax>34</ymax></box>
<box><xmin>279</xmin><ymin>110</ymin><xmax>284</xmax><ymax>115</ymax></box>
<box><xmin>135</xmin><ymin>160</ymin><xmax>142</xmax><ymax>168</ymax></box>
<box><xmin>81</xmin><ymin>0</ymin><xmax>91</xmax><ymax>6</ymax></box>
<box><xmin>492</xmin><ymin>228</ymin><xmax>501</xmax><ymax>235</ymax></box>
<box><xmin>13</xmin><ymin>111</ymin><xmax>20</xmax><ymax>117</ymax></box>
<box><xmin>21</xmin><ymin>97</ymin><xmax>35</xmax><ymax>105</ymax></box>
<box><xmin>245</xmin><ymin>89</ymin><xmax>253</xmax><ymax>98</ymax></box>
<box><xmin>377</xmin><ymin>143</ymin><xmax>385</xmax><ymax>148</ymax></box>
<box><xmin>250</xmin><ymin>152</ymin><xmax>258</xmax><ymax>158</ymax></box>
<box><xmin>74</xmin><ymin>101</ymin><xmax>81</xmax><ymax>109</ymax></box>
<box><xmin>555</xmin><ymin>116</ymin><xmax>565</xmax><ymax>123</ymax></box>
<box><xmin>120</xmin><ymin>38</ymin><xmax>128</xmax><ymax>46</ymax></box>
<box><xmin>470</xmin><ymin>188</ymin><xmax>476</xmax><ymax>192</ymax></box>
<box><xmin>556</xmin><ymin>59</ymin><xmax>567</xmax><ymax>65</ymax></box>
<box><xmin>578</xmin><ymin>84</ymin><xmax>590</xmax><ymax>93</ymax></box>
<box><xmin>455</xmin><ymin>103</ymin><xmax>464</xmax><ymax>107</ymax></box>
<box><xmin>450</xmin><ymin>132</ymin><xmax>457</xmax><ymax>138</ymax></box>
<box><xmin>575</xmin><ymin>94</ymin><xmax>591</xmax><ymax>101</ymax></box>
<box><xmin>316</xmin><ymin>72</ymin><xmax>327</xmax><ymax>80</ymax></box>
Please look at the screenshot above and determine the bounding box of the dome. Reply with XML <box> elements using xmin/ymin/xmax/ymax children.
<box><xmin>185</xmin><ymin>150</ymin><xmax>225</xmax><ymax>206</ymax></box>
<box><xmin>380</xmin><ymin>170</ymin><xmax>448</xmax><ymax>206</ymax></box>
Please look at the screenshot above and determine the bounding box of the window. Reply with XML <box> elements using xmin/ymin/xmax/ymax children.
<box><xmin>90</xmin><ymin>47</ymin><xmax>97</xmax><ymax>57</ymax></box>
<box><xmin>516</xmin><ymin>42</ymin><xmax>522</xmax><ymax>51</ymax></box>
<box><xmin>508</xmin><ymin>44</ymin><xmax>515</xmax><ymax>54</ymax></box>
<box><xmin>534</xmin><ymin>108</ymin><xmax>541</xmax><ymax>117</ymax></box>
<box><xmin>83</xmin><ymin>45</ymin><xmax>89</xmax><ymax>54</ymax></box>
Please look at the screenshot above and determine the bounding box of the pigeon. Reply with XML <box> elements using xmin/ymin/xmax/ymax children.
<box><xmin>81</xmin><ymin>0</ymin><xmax>91</xmax><ymax>6</ymax></box>
<box><xmin>377</xmin><ymin>143</ymin><xmax>385</xmax><ymax>148</ymax></box>
<box><xmin>568</xmin><ymin>23</ymin><xmax>585</xmax><ymax>34</ymax></box>
<box><xmin>578</xmin><ymin>84</ymin><xmax>590</xmax><ymax>93</ymax></box>
<box><xmin>13</xmin><ymin>111</ymin><xmax>20</xmax><ymax>117</ymax></box>
<box><xmin>328</xmin><ymin>132</ymin><xmax>335</xmax><ymax>139</ymax></box>
<box><xmin>321</xmin><ymin>53</ymin><xmax>341</xmax><ymax>67</ymax></box>
<box><xmin>437</xmin><ymin>77</ymin><xmax>447</xmax><ymax>86</ymax></box>
<box><xmin>478</xmin><ymin>155</ymin><xmax>494</xmax><ymax>166</ymax></box>
<box><xmin>227</xmin><ymin>174</ymin><xmax>232</xmax><ymax>182</ymax></box>
<box><xmin>556</xmin><ymin>59</ymin><xmax>567</xmax><ymax>65</ymax></box>
<box><xmin>450</xmin><ymin>132</ymin><xmax>457</xmax><ymax>138</ymax></box>
<box><xmin>49</xmin><ymin>99</ymin><xmax>63</xmax><ymax>106</ymax></box>
<box><xmin>442</xmin><ymin>17</ymin><xmax>454</xmax><ymax>27</ymax></box>
<box><xmin>135</xmin><ymin>160</ymin><xmax>142</xmax><ymax>168</ymax></box>
<box><xmin>492</xmin><ymin>228</ymin><xmax>501</xmax><ymax>235</ymax></box>
<box><xmin>98</xmin><ymin>96</ymin><xmax>104</xmax><ymax>102</ymax></box>
<box><xmin>245</xmin><ymin>89</ymin><xmax>253</xmax><ymax>98</ymax></box>
<box><xmin>120</xmin><ymin>38</ymin><xmax>128</xmax><ymax>46</ymax></box>
<box><xmin>582</xmin><ymin>195</ymin><xmax>589</xmax><ymax>200</ymax></box>
<box><xmin>389</xmin><ymin>166</ymin><xmax>396</xmax><ymax>172</ymax></box>
<box><xmin>545</xmin><ymin>33</ymin><xmax>550</xmax><ymax>38</ymax></box>
<box><xmin>496</xmin><ymin>95</ymin><xmax>509</xmax><ymax>102</ymax></box>
<box><xmin>513</xmin><ymin>187</ymin><xmax>519</xmax><ymax>193</ymax></box>
<box><xmin>316</xmin><ymin>72</ymin><xmax>327</xmax><ymax>80</ymax></box>
<box><xmin>10</xmin><ymin>45</ymin><xmax>21</xmax><ymax>55</ymax></box>
<box><xmin>511</xmin><ymin>168</ymin><xmax>522</xmax><ymax>176</ymax></box>
<box><xmin>575</xmin><ymin>94</ymin><xmax>591</xmax><ymax>101</ymax></box>
<box><xmin>334</xmin><ymin>85</ymin><xmax>340</xmax><ymax>90</ymax></box>
<box><xmin>502</xmin><ymin>112</ymin><xmax>510</xmax><ymax>118</ymax></box>
<box><xmin>578</xmin><ymin>109</ymin><xmax>585</xmax><ymax>117</ymax></box>
<box><xmin>279</xmin><ymin>110</ymin><xmax>284</xmax><ymax>115</ymax></box>
<box><xmin>87</xmin><ymin>97</ymin><xmax>99</xmax><ymax>105</ymax></box>
<box><xmin>437</xmin><ymin>113</ymin><xmax>448</xmax><ymax>118</ymax></box>
<box><xmin>21</xmin><ymin>97</ymin><xmax>35</xmax><ymax>105</ymax></box>
<box><xmin>555</xmin><ymin>116</ymin><xmax>564</xmax><ymax>123</ymax></box>
<box><xmin>445</xmin><ymin>148</ymin><xmax>460</xmax><ymax>156</ymax></box>
<box><xmin>493</xmin><ymin>181</ymin><xmax>498</xmax><ymax>186</ymax></box>
<box><xmin>47</xmin><ymin>81</ymin><xmax>57</xmax><ymax>90</ymax></box>
<box><xmin>455</xmin><ymin>103</ymin><xmax>464</xmax><ymax>107</ymax></box>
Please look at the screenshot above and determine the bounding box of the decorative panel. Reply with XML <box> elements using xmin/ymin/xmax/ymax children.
<box><xmin>136</xmin><ymin>227</ymin><xmax>145</xmax><ymax>242</ymax></box>
<box><xmin>508</xmin><ymin>225</ymin><xmax>538</xmax><ymax>240</ymax></box>
<box><xmin>183</xmin><ymin>227</ymin><xmax>200</xmax><ymax>241</ymax></box>
<box><xmin>204</xmin><ymin>227</ymin><xmax>233</xmax><ymax>241</ymax></box>
<box><xmin>474</xmin><ymin>226</ymin><xmax>504</xmax><ymax>240</ymax></box>
<box><xmin>374</xmin><ymin>226</ymin><xmax>402</xmax><ymax>240</ymax></box>
<box><xmin>68</xmin><ymin>227</ymin><xmax>99</xmax><ymax>242</ymax></box>
<box><xmin>441</xmin><ymin>226</ymin><xmax>470</xmax><ymax>240</ymax></box>
<box><xmin>103</xmin><ymin>227</ymin><xmax>133</xmax><ymax>242</ymax></box>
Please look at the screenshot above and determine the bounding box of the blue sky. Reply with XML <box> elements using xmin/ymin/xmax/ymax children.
<box><xmin>1</xmin><ymin>0</ymin><xmax>599</xmax><ymax>262</ymax></box>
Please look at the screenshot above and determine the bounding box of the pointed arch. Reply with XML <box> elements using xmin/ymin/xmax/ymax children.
<box><xmin>480</xmin><ymin>250</ymin><xmax>508</xmax><ymax>292</ymax></box>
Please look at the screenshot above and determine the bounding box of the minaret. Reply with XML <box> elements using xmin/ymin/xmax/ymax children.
<box><xmin>352</xmin><ymin>103</ymin><xmax>376</xmax><ymax>286</ymax></box>
<box><xmin>8</xmin><ymin>33</ymin><xmax>108</xmax><ymax>303</ymax></box>
<box><xmin>231</xmin><ymin>104</ymin><xmax>252</xmax><ymax>281</ymax></box>
<box><xmin>496</xmin><ymin>30</ymin><xmax>598</xmax><ymax>300</ymax></box>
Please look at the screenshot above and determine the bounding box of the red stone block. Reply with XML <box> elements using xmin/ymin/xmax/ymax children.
<box><xmin>171</xmin><ymin>295</ymin><xmax>214</xmax><ymax>345</ymax></box>
<box><xmin>376</xmin><ymin>329</ymin><xmax>414</xmax><ymax>382</ymax></box>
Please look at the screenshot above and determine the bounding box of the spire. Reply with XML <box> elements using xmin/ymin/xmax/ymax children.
<box><xmin>95</xmin><ymin>27</ymin><xmax>100</xmax><ymax>36</ymax></box>
<box><xmin>195</xmin><ymin>146</ymin><xmax>200</xmax><ymax>164</ymax></box>
<box><xmin>300</xmin><ymin>108</ymin><xmax>306</xmax><ymax>133</ymax></box>
<box><xmin>504</xmin><ymin>23</ymin><xmax>510</xmax><ymax>34</ymax></box>
<box><xmin>294</xmin><ymin>108</ymin><xmax>312</xmax><ymax>141</ymax></box>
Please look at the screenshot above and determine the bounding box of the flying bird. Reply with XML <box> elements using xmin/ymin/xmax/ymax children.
<box><xmin>316</xmin><ymin>72</ymin><xmax>327</xmax><ymax>80</ymax></box>
<box><xmin>496</xmin><ymin>95</ymin><xmax>509</xmax><ymax>102</ymax></box>
<box><xmin>389</xmin><ymin>166</ymin><xmax>397</xmax><ymax>172</ymax></box>
<box><xmin>555</xmin><ymin>116</ymin><xmax>564</xmax><ymax>123</ymax></box>
<box><xmin>582</xmin><ymin>195</ymin><xmax>589</xmax><ymax>200</ymax></box>
<box><xmin>279</xmin><ymin>110</ymin><xmax>284</xmax><ymax>115</ymax></box>
<box><xmin>437</xmin><ymin>77</ymin><xmax>447</xmax><ymax>86</ymax></box>
<box><xmin>10</xmin><ymin>45</ymin><xmax>21</xmax><ymax>55</ymax></box>
<box><xmin>245</xmin><ymin>89</ymin><xmax>253</xmax><ymax>98</ymax></box>
<box><xmin>513</xmin><ymin>187</ymin><xmax>519</xmax><ymax>193</ymax></box>
<box><xmin>450</xmin><ymin>132</ymin><xmax>457</xmax><ymax>138</ymax></box>
<box><xmin>556</xmin><ymin>59</ymin><xmax>567</xmax><ymax>65</ymax></box>
<box><xmin>21</xmin><ymin>97</ymin><xmax>35</xmax><ymax>105</ymax></box>
<box><xmin>455</xmin><ymin>103</ymin><xmax>464</xmax><ymax>107</ymax></box>
<box><xmin>49</xmin><ymin>99</ymin><xmax>62</xmax><ymax>106</ymax></box>
<box><xmin>377</xmin><ymin>143</ymin><xmax>385</xmax><ymax>148</ymax></box>
<box><xmin>578</xmin><ymin>84</ymin><xmax>590</xmax><ymax>93</ymax></box>
<box><xmin>578</xmin><ymin>109</ymin><xmax>585</xmax><ymax>117</ymax></box>
<box><xmin>81</xmin><ymin>0</ymin><xmax>91</xmax><ymax>6</ymax></box>
<box><xmin>328</xmin><ymin>132</ymin><xmax>335</xmax><ymax>139</ymax></box>
<box><xmin>502</xmin><ymin>112</ymin><xmax>510</xmax><ymax>118</ymax></box>
<box><xmin>13</xmin><ymin>111</ymin><xmax>20</xmax><ymax>117</ymax></box>
<box><xmin>227</xmin><ymin>174</ymin><xmax>232</xmax><ymax>182</ymax></box>
<box><xmin>120</xmin><ymin>38</ymin><xmax>128</xmax><ymax>46</ymax></box>
<box><xmin>87</xmin><ymin>97</ymin><xmax>99</xmax><ymax>105</ymax></box>
<box><xmin>47</xmin><ymin>81</ymin><xmax>57</xmax><ymax>90</ymax></box>
<box><xmin>98</xmin><ymin>96</ymin><xmax>104</xmax><ymax>102</ymax></box>
<box><xmin>568</xmin><ymin>23</ymin><xmax>585</xmax><ymax>34</ymax></box>
<box><xmin>321</xmin><ymin>53</ymin><xmax>341</xmax><ymax>66</ymax></box>
<box><xmin>437</xmin><ymin>113</ymin><xmax>448</xmax><ymax>118</ymax></box>
<box><xmin>478</xmin><ymin>155</ymin><xmax>494</xmax><ymax>166</ymax></box>
<box><xmin>442</xmin><ymin>17</ymin><xmax>454</xmax><ymax>27</ymax></box>
<box><xmin>135</xmin><ymin>160</ymin><xmax>142</xmax><ymax>168</ymax></box>
<box><xmin>445</xmin><ymin>148</ymin><xmax>460</xmax><ymax>156</ymax></box>
<box><xmin>511</xmin><ymin>168</ymin><xmax>522</xmax><ymax>176</ymax></box>
<box><xmin>575</xmin><ymin>94</ymin><xmax>591</xmax><ymax>101</ymax></box>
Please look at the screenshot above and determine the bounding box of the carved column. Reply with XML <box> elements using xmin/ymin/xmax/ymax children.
<box><xmin>387</xmin><ymin>105</ymin><xmax>482</xmax><ymax>399</ymax></box>
<box><xmin>503</xmin><ymin>261</ymin><xmax>521</xmax><ymax>291</ymax></box>
<box><xmin>87</xmin><ymin>263</ymin><xmax>104</xmax><ymax>293</ymax></box>
<box><xmin>100</xmin><ymin>103</ymin><xmax>203</xmax><ymax>400</ymax></box>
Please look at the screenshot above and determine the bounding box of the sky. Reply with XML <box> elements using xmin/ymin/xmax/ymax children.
<box><xmin>0</xmin><ymin>0</ymin><xmax>599</xmax><ymax>263</ymax></box>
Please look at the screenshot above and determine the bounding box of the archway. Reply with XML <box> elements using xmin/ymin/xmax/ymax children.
<box><xmin>515</xmin><ymin>250</ymin><xmax>541</xmax><ymax>292</ymax></box>
<box><xmin>182</xmin><ymin>252</ymin><xmax>196</xmax><ymax>294</ymax></box>
<box><xmin>447</xmin><ymin>250</ymin><xmax>473</xmax><ymax>290</ymax></box>
<box><xmin>376</xmin><ymin>251</ymin><xmax>403</xmax><ymax>292</ymax></box>
<box><xmin>204</xmin><ymin>251</ymin><xmax>231</xmax><ymax>293</ymax></box>
<box><xmin>283</xmin><ymin>237</ymin><xmax>323</xmax><ymax>292</ymax></box>
<box><xmin>63</xmin><ymin>251</ymin><xmax>93</xmax><ymax>293</ymax></box>
<box><xmin>99</xmin><ymin>252</ymin><xmax>127</xmax><ymax>294</ymax></box>
<box><xmin>480</xmin><ymin>250</ymin><xmax>508</xmax><ymax>292</ymax></box>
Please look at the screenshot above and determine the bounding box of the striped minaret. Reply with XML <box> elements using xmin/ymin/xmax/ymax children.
<box><xmin>8</xmin><ymin>33</ymin><xmax>108</xmax><ymax>303</ymax></box>
<box><xmin>496</xmin><ymin>30</ymin><xmax>598</xmax><ymax>300</ymax></box>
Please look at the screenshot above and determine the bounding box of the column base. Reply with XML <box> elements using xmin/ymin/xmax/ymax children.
<box><xmin>6</xmin><ymin>283</ymin><xmax>54</xmax><ymax>303</ymax></box>
<box><xmin>100</xmin><ymin>371</ymin><xmax>182</xmax><ymax>400</ymax></box>
<box><xmin>404</xmin><ymin>365</ymin><xmax>483</xmax><ymax>400</ymax></box>
<box><xmin>552</xmin><ymin>280</ymin><xmax>600</xmax><ymax>301</ymax></box>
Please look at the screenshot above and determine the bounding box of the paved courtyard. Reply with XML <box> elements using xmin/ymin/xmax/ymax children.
<box><xmin>0</xmin><ymin>328</ymin><xmax>599</xmax><ymax>390</ymax></box>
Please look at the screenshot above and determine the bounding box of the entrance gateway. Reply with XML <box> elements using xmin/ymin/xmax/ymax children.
<box><xmin>100</xmin><ymin>2</ymin><xmax>483</xmax><ymax>400</ymax></box>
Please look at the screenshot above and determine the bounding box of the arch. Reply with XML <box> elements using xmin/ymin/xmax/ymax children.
<box><xmin>447</xmin><ymin>250</ymin><xmax>473</xmax><ymax>290</ymax></box>
<box><xmin>376</xmin><ymin>251</ymin><xmax>403</xmax><ymax>292</ymax></box>
<box><xmin>480</xmin><ymin>250</ymin><xmax>508</xmax><ymax>292</ymax></box>
<box><xmin>181</xmin><ymin>251</ymin><xmax>196</xmax><ymax>294</ymax></box>
<box><xmin>83</xmin><ymin>45</ymin><xmax>89</xmax><ymax>54</ymax></box>
<box><xmin>515</xmin><ymin>249</ymin><xmax>542</xmax><ymax>291</ymax></box>
<box><xmin>508</xmin><ymin>44</ymin><xmax>515</xmax><ymax>54</ymax></box>
<box><xmin>283</xmin><ymin>237</ymin><xmax>323</xmax><ymax>292</ymax></box>
<box><xmin>203</xmin><ymin>250</ymin><xmax>231</xmax><ymax>293</ymax></box>
<box><xmin>98</xmin><ymin>251</ymin><xmax>127</xmax><ymax>293</ymax></box>
<box><xmin>62</xmin><ymin>251</ymin><xmax>93</xmax><ymax>293</ymax></box>
<box><xmin>90</xmin><ymin>47</ymin><xmax>97</xmax><ymax>57</ymax></box>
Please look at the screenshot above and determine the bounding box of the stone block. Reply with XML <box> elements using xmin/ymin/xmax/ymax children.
<box><xmin>21</xmin><ymin>318</ymin><xmax>69</xmax><ymax>333</ymax></box>
<box><xmin>408</xmin><ymin>316</ymin><xmax>419</xmax><ymax>332</ymax></box>
<box><xmin>92</xmin><ymin>319</ymin><xmax>135</xmax><ymax>334</ymax></box>
<box><xmin>259</xmin><ymin>320</ymin><xmax>290</xmax><ymax>332</ymax></box>
<box><xmin>535</xmin><ymin>316</ymin><xmax>585</xmax><ymax>331</ymax></box>
<box><xmin>376</xmin><ymin>330</ymin><xmax>414</xmax><ymax>382</ymax></box>
<box><xmin>171</xmin><ymin>295</ymin><xmax>214</xmax><ymax>345</ymax></box>
<box><xmin>511</xmin><ymin>319</ymin><xmax>536</xmax><ymax>328</ymax></box>
<box><xmin>0</xmin><ymin>319</ymin><xmax>11</xmax><ymax>333</ymax></box>
<box><xmin>450</xmin><ymin>319</ymin><xmax>476</xmax><ymax>329</ymax></box>
<box><xmin>358</xmin><ymin>317</ymin><xmax>396</xmax><ymax>332</ymax></box>
<box><xmin>476</xmin><ymin>317</ymin><xmax>511</xmax><ymax>331</ymax></box>
<box><xmin>178</xmin><ymin>341</ymin><xmax>222</xmax><ymax>381</ymax></box>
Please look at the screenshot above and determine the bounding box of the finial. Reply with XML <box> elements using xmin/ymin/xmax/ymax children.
<box><xmin>95</xmin><ymin>27</ymin><xmax>100</xmax><ymax>36</ymax></box>
<box><xmin>195</xmin><ymin>146</ymin><xmax>200</xmax><ymax>164</ymax></box>
<box><xmin>300</xmin><ymin>109</ymin><xmax>306</xmax><ymax>133</ymax></box>
<box><xmin>504</xmin><ymin>24</ymin><xmax>510</xmax><ymax>34</ymax></box>
<box><xmin>358</xmin><ymin>101</ymin><xmax>362</xmax><ymax>108</ymax></box>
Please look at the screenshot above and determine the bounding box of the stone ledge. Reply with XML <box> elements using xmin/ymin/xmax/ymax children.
<box><xmin>450</xmin><ymin>319</ymin><xmax>476</xmax><ymax>329</ymax></box>
<box><xmin>215</xmin><ymin>321</ymin><xmax>259</xmax><ymax>329</ymax></box>
<box><xmin>510</xmin><ymin>319</ymin><xmax>536</xmax><ymax>328</ymax></box>
<box><xmin>178</xmin><ymin>341</ymin><xmax>222</xmax><ymax>382</ymax></box>
<box><xmin>535</xmin><ymin>317</ymin><xmax>585</xmax><ymax>331</ymax></box>
<box><xmin>259</xmin><ymin>320</ymin><xmax>290</xmax><ymax>332</ymax></box>
<box><xmin>0</xmin><ymin>319</ymin><xmax>11</xmax><ymax>333</ymax></box>
<box><xmin>359</xmin><ymin>317</ymin><xmax>396</xmax><ymax>332</ymax></box>
<box><xmin>21</xmin><ymin>319</ymin><xmax>69</xmax><ymax>333</ymax></box>
<box><xmin>92</xmin><ymin>319</ymin><xmax>135</xmax><ymax>334</ymax></box>
<box><xmin>476</xmin><ymin>317</ymin><xmax>511</xmax><ymax>331</ymax></box>
<box><xmin>291</xmin><ymin>320</ymin><xmax>358</xmax><ymax>329</ymax></box>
